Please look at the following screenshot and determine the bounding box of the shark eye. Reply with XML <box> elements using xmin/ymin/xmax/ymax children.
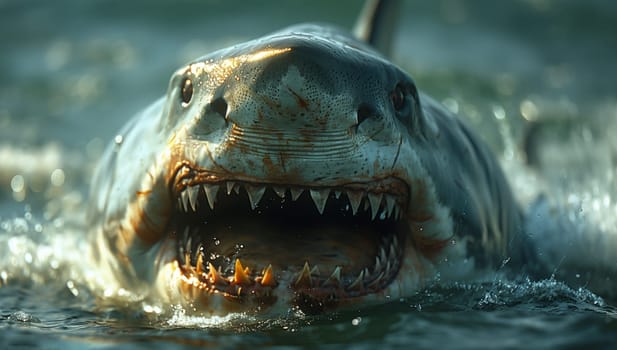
<box><xmin>180</xmin><ymin>77</ymin><xmax>193</xmax><ymax>105</ymax></box>
<box><xmin>391</xmin><ymin>84</ymin><xmax>406</xmax><ymax>111</ymax></box>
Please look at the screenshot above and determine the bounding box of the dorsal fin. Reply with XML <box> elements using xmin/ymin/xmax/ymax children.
<box><xmin>353</xmin><ymin>0</ymin><xmax>402</xmax><ymax>56</ymax></box>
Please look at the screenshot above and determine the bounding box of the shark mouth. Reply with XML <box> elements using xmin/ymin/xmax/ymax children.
<box><xmin>171</xmin><ymin>166</ymin><xmax>409</xmax><ymax>312</ymax></box>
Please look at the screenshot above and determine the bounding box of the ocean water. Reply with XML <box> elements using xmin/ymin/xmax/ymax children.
<box><xmin>1</xmin><ymin>0</ymin><xmax>617</xmax><ymax>348</ymax></box>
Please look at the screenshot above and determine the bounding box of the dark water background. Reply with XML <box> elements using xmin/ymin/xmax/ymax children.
<box><xmin>1</xmin><ymin>0</ymin><xmax>617</xmax><ymax>348</ymax></box>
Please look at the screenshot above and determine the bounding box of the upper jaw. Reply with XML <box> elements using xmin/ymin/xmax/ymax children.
<box><xmin>172</xmin><ymin>163</ymin><xmax>409</xmax><ymax>214</ymax></box>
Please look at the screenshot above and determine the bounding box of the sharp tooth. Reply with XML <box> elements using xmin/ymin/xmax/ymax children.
<box><xmin>207</xmin><ymin>262</ymin><xmax>224</xmax><ymax>284</ymax></box>
<box><xmin>183</xmin><ymin>228</ymin><xmax>192</xmax><ymax>254</ymax></box>
<box><xmin>367</xmin><ymin>272</ymin><xmax>384</xmax><ymax>289</ymax></box>
<box><xmin>363</xmin><ymin>268</ymin><xmax>371</xmax><ymax>281</ymax></box>
<box><xmin>290</xmin><ymin>188</ymin><xmax>304</xmax><ymax>201</ymax></box>
<box><xmin>385</xmin><ymin>195</ymin><xmax>396</xmax><ymax>218</ymax></box>
<box><xmin>380</xmin><ymin>246</ymin><xmax>387</xmax><ymax>263</ymax></box>
<box><xmin>233</xmin><ymin>259</ymin><xmax>251</xmax><ymax>285</ymax></box>
<box><xmin>385</xmin><ymin>260</ymin><xmax>392</xmax><ymax>274</ymax></box>
<box><xmin>389</xmin><ymin>241</ymin><xmax>397</xmax><ymax>258</ymax></box>
<box><xmin>261</xmin><ymin>264</ymin><xmax>276</xmax><ymax>286</ymax></box>
<box><xmin>364</xmin><ymin>200</ymin><xmax>370</xmax><ymax>211</ymax></box>
<box><xmin>184</xmin><ymin>252</ymin><xmax>192</xmax><ymax>271</ymax></box>
<box><xmin>273</xmin><ymin>187</ymin><xmax>286</xmax><ymax>198</ymax></box>
<box><xmin>195</xmin><ymin>251</ymin><xmax>204</xmax><ymax>274</ymax></box>
<box><xmin>347</xmin><ymin>270</ymin><xmax>365</xmax><ymax>291</ymax></box>
<box><xmin>334</xmin><ymin>190</ymin><xmax>342</xmax><ymax>199</ymax></box>
<box><xmin>180</xmin><ymin>190</ymin><xmax>190</xmax><ymax>212</ymax></box>
<box><xmin>347</xmin><ymin>191</ymin><xmax>363</xmax><ymax>215</ymax></box>
<box><xmin>226</xmin><ymin>181</ymin><xmax>235</xmax><ymax>195</ymax></box>
<box><xmin>295</xmin><ymin>261</ymin><xmax>313</xmax><ymax>288</ymax></box>
<box><xmin>374</xmin><ymin>255</ymin><xmax>383</xmax><ymax>272</ymax></box>
<box><xmin>310</xmin><ymin>265</ymin><xmax>320</xmax><ymax>276</ymax></box>
<box><xmin>368</xmin><ymin>193</ymin><xmax>383</xmax><ymax>220</ymax></box>
<box><xmin>203</xmin><ymin>184</ymin><xmax>219</xmax><ymax>210</ymax></box>
<box><xmin>181</xmin><ymin>225</ymin><xmax>190</xmax><ymax>241</ymax></box>
<box><xmin>187</xmin><ymin>185</ymin><xmax>200</xmax><ymax>211</ymax></box>
<box><xmin>309</xmin><ymin>189</ymin><xmax>330</xmax><ymax>214</ymax></box>
<box><xmin>233</xmin><ymin>184</ymin><xmax>241</xmax><ymax>195</ymax></box>
<box><xmin>323</xmin><ymin>266</ymin><xmax>342</xmax><ymax>287</ymax></box>
<box><xmin>246</xmin><ymin>185</ymin><xmax>266</xmax><ymax>209</ymax></box>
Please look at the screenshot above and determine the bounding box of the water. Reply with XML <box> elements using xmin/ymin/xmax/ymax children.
<box><xmin>1</xmin><ymin>0</ymin><xmax>617</xmax><ymax>348</ymax></box>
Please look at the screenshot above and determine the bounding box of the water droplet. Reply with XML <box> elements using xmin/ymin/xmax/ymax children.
<box><xmin>492</xmin><ymin>105</ymin><xmax>506</xmax><ymax>120</ymax></box>
<box><xmin>10</xmin><ymin>178</ymin><xmax>26</xmax><ymax>201</ymax></box>
<box><xmin>8</xmin><ymin>311</ymin><xmax>39</xmax><ymax>323</ymax></box>
<box><xmin>50</xmin><ymin>260</ymin><xmax>59</xmax><ymax>269</ymax></box>
<box><xmin>50</xmin><ymin>168</ymin><xmax>65</xmax><ymax>187</ymax></box>
<box><xmin>351</xmin><ymin>317</ymin><xmax>362</xmax><ymax>326</ymax></box>
<box><xmin>143</xmin><ymin>305</ymin><xmax>154</xmax><ymax>313</ymax></box>
<box><xmin>10</xmin><ymin>174</ymin><xmax>25</xmax><ymax>192</ymax></box>
<box><xmin>66</xmin><ymin>280</ymin><xmax>79</xmax><ymax>297</ymax></box>
<box><xmin>520</xmin><ymin>99</ymin><xmax>539</xmax><ymax>121</ymax></box>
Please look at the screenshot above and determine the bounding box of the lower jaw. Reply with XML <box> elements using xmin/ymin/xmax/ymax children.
<box><xmin>149</xmin><ymin>228</ymin><xmax>430</xmax><ymax>316</ymax></box>
<box><xmin>152</xmin><ymin>258</ymin><xmax>422</xmax><ymax>317</ymax></box>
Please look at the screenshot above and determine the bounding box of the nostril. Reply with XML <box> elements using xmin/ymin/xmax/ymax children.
<box><xmin>209</xmin><ymin>97</ymin><xmax>228</xmax><ymax>118</ymax></box>
<box><xmin>357</xmin><ymin>103</ymin><xmax>376</xmax><ymax>125</ymax></box>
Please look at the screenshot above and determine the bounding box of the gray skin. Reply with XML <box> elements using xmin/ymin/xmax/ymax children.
<box><xmin>87</xmin><ymin>24</ymin><xmax>534</xmax><ymax>315</ymax></box>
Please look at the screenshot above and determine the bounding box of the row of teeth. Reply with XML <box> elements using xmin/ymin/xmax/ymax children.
<box><xmin>180</xmin><ymin>234</ymin><xmax>401</xmax><ymax>293</ymax></box>
<box><xmin>178</xmin><ymin>182</ymin><xmax>403</xmax><ymax>220</ymax></box>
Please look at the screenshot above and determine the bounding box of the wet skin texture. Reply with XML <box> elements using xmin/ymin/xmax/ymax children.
<box><xmin>88</xmin><ymin>24</ymin><xmax>533</xmax><ymax>315</ymax></box>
